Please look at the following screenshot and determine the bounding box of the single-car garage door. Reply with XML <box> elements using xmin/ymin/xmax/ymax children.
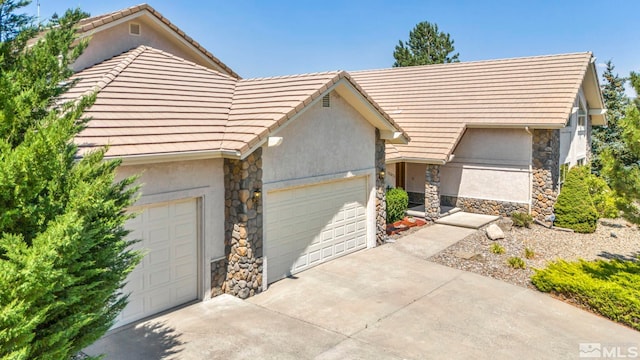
<box><xmin>114</xmin><ymin>198</ymin><xmax>199</xmax><ymax>328</ymax></box>
<box><xmin>266</xmin><ymin>177</ymin><xmax>368</xmax><ymax>283</ymax></box>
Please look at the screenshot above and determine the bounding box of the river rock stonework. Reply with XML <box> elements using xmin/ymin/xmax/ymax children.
<box><xmin>441</xmin><ymin>195</ymin><xmax>529</xmax><ymax>216</ymax></box>
<box><xmin>375</xmin><ymin>130</ymin><xmax>387</xmax><ymax>245</ymax></box>
<box><xmin>219</xmin><ymin>148</ymin><xmax>263</xmax><ymax>299</ymax></box>
<box><xmin>424</xmin><ymin>164</ymin><xmax>441</xmax><ymax>221</ymax></box>
<box><xmin>210</xmin><ymin>257</ymin><xmax>227</xmax><ymax>297</ymax></box>
<box><xmin>531</xmin><ymin>129</ymin><xmax>560</xmax><ymax>220</ymax></box>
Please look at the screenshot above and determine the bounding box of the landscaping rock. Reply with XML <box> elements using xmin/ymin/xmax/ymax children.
<box><xmin>486</xmin><ymin>224</ymin><xmax>505</xmax><ymax>240</ymax></box>
<box><xmin>497</xmin><ymin>218</ymin><xmax>513</xmax><ymax>232</ymax></box>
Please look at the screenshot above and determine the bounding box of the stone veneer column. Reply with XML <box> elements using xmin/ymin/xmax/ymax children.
<box><xmin>219</xmin><ymin>148</ymin><xmax>263</xmax><ymax>299</ymax></box>
<box><xmin>424</xmin><ymin>164</ymin><xmax>441</xmax><ymax>221</ymax></box>
<box><xmin>375</xmin><ymin>130</ymin><xmax>387</xmax><ymax>245</ymax></box>
<box><xmin>531</xmin><ymin>129</ymin><xmax>560</xmax><ymax>220</ymax></box>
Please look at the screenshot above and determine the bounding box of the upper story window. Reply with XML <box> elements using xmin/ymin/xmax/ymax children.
<box><xmin>577</xmin><ymin>99</ymin><xmax>587</xmax><ymax>131</ymax></box>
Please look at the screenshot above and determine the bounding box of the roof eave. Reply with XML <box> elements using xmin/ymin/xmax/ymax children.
<box><xmin>582</xmin><ymin>57</ymin><xmax>608</xmax><ymax>126</ymax></box>
<box><xmin>465</xmin><ymin>123</ymin><xmax>565</xmax><ymax>129</ymax></box>
<box><xmin>108</xmin><ymin>149</ymin><xmax>241</xmax><ymax>166</ymax></box>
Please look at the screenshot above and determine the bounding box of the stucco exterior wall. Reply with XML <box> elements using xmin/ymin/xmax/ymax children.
<box><xmin>440</xmin><ymin>164</ymin><xmax>531</xmax><ymax>203</ymax></box>
<box><xmin>263</xmin><ymin>92</ymin><xmax>375</xmax><ymax>185</ymax></box>
<box><xmin>440</xmin><ymin>128</ymin><xmax>531</xmax><ymax>204</ymax></box>
<box><xmin>115</xmin><ymin>158</ymin><xmax>225</xmax><ymax>300</ymax></box>
<box><xmin>74</xmin><ymin>16</ymin><xmax>218</xmax><ymax>72</ymax></box>
<box><xmin>452</xmin><ymin>128</ymin><xmax>532</xmax><ymax>164</ymax></box>
<box><xmin>405</xmin><ymin>163</ymin><xmax>427</xmax><ymax>193</ymax></box>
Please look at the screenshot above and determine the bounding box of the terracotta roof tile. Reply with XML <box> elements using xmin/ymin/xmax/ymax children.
<box><xmin>67</xmin><ymin>46</ymin><xmax>406</xmax><ymax>160</ymax></box>
<box><xmin>352</xmin><ymin>52</ymin><xmax>594</xmax><ymax>163</ymax></box>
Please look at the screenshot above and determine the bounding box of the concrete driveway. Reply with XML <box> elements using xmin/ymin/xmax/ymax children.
<box><xmin>86</xmin><ymin>225</ymin><xmax>640</xmax><ymax>359</ymax></box>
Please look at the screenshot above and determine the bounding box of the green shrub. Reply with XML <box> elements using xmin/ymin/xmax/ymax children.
<box><xmin>524</xmin><ymin>247</ymin><xmax>535</xmax><ymax>259</ymax></box>
<box><xmin>490</xmin><ymin>243</ymin><xmax>505</xmax><ymax>254</ymax></box>
<box><xmin>507</xmin><ymin>257</ymin><xmax>526</xmax><ymax>269</ymax></box>
<box><xmin>511</xmin><ymin>212</ymin><xmax>533</xmax><ymax>228</ymax></box>
<box><xmin>532</xmin><ymin>259</ymin><xmax>640</xmax><ymax>331</ymax></box>
<box><xmin>554</xmin><ymin>166</ymin><xmax>598</xmax><ymax>233</ymax></box>
<box><xmin>585</xmin><ymin>172</ymin><xmax>619</xmax><ymax>219</ymax></box>
<box><xmin>386</xmin><ymin>187</ymin><xmax>409</xmax><ymax>223</ymax></box>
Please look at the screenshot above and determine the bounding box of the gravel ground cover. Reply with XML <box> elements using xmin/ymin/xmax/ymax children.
<box><xmin>428</xmin><ymin>218</ymin><xmax>640</xmax><ymax>289</ymax></box>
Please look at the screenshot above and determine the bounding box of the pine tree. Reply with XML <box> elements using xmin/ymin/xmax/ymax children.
<box><xmin>591</xmin><ymin>61</ymin><xmax>629</xmax><ymax>175</ymax></box>
<box><xmin>393</xmin><ymin>21</ymin><xmax>459</xmax><ymax>67</ymax></box>
<box><xmin>601</xmin><ymin>71</ymin><xmax>640</xmax><ymax>224</ymax></box>
<box><xmin>0</xmin><ymin>2</ymin><xmax>141</xmax><ymax>358</ymax></box>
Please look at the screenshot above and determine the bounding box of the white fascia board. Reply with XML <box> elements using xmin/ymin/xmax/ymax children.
<box><xmin>113</xmin><ymin>149</ymin><xmax>241</xmax><ymax>166</ymax></box>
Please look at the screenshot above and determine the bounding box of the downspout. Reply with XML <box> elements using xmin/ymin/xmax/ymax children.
<box><xmin>525</xmin><ymin>126</ymin><xmax>533</xmax><ymax>214</ymax></box>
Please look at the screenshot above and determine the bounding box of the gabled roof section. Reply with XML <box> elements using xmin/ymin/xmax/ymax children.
<box><xmin>226</xmin><ymin>71</ymin><xmax>409</xmax><ymax>155</ymax></box>
<box><xmin>67</xmin><ymin>47</ymin><xmax>407</xmax><ymax>163</ymax></box>
<box><xmin>76</xmin><ymin>3</ymin><xmax>240</xmax><ymax>79</ymax></box>
<box><xmin>351</xmin><ymin>52</ymin><xmax>606</xmax><ymax>163</ymax></box>
<box><xmin>68</xmin><ymin>46</ymin><xmax>236</xmax><ymax>159</ymax></box>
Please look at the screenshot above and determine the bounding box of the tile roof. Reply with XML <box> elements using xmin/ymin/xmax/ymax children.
<box><xmin>351</xmin><ymin>52</ymin><xmax>596</xmax><ymax>163</ymax></box>
<box><xmin>76</xmin><ymin>3</ymin><xmax>240</xmax><ymax>79</ymax></box>
<box><xmin>67</xmin><ymin>46</ymin><xmax>407</xmax><ymax>160</ymax></box>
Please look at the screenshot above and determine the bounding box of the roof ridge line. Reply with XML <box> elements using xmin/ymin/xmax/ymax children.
<box><xmin>351</xmin><ymin>52</ymin><xmax>593</xmax><ymax>74</ymax></box>
<box><xmin>145</xmin><ymin>46</ymin><xmax>238</xmax><ymax>81</ymax></box>
<box><xmin>86</xmin><ymin>45</ymin><xmax>148</xmax><ymax>96</ymax></box>
<box><xmin>239</xmin><ymin>70</ymin><xmax>343</xmax><ymax>82</ymax></box>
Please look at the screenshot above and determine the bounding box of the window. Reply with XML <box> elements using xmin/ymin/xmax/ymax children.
<box><xmin>577</xmin><ymin>158</ymin><xmax>585</xmax><ymax>166</ymax></box>
<box><xmin>577</xmin><ymin>100</ymin><xmax>587</xmax><ymax>130</ymax></box>
<box><xmin>560</xmin><ymin>162</ymin><xmax>570</xmax><ymax>184</ymax></box>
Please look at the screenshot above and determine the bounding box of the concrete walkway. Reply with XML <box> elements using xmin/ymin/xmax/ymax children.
<box><xmin>436</xmin><ymin>211</ymin><xmax>500</xmax><ymax>229</ymax></box>
<box><xmin>85</xmin><ymin>224</ymin><xmax>640</xmax><ymax>359</ymax></box>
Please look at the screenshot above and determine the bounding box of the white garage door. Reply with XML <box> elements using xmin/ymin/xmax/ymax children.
<box><xmin>115</xmin><ymin>198</ymin><xmax>199</xmax><ymax>328</ymax></box>
<box><xmin>266</xmin><ymin>177</ymin><xmax>368</xmax><ymax>283</ymax></box>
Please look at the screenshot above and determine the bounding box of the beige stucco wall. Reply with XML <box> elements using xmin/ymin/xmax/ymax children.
<box><xmin>115</xmin><ymin>158</ymin><xmax>225</xmax><ymax>300</ymax></box>
<box><xmin>405</xmin><ymin>163</ymin><xmax>426</xmax><ymax>193</ymax></box>
<box><xmin>73</xmin><ymin>16</ymin><xmax>221</xmax><ymax>72</ymax></box>
<box><xmin>441</xmin><ymin>164</ymin><xmax>531</xmax><ymax>203</ymax></box>
<box><xmin>262</xmin><ymin>91</ymin><xmax>375</xmax><ymax>185</ymax></box>
<box><xmin>560</xmin><ymin>88</ymin><xmax>589</xmax><ymax>167</ymax></box>
<box><xmin>452</xmin><ymin>128</ymin><xmax>531</xmax><ymax>164</ymax></box>
<box><xmin>440</xmin><ymin>128</ymin><xmax>531</xmax><ymax>203</ymax></box>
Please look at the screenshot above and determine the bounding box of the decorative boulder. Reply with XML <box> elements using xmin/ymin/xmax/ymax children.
<box><xmin>486</xmin><ymin>224</ymin><xmax>505</xmax><ymax>240</ymax></box>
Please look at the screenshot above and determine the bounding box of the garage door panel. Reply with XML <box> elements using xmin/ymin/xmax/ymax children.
<box><xmin>266</xmin><ymin>177</ymin><xmax>368</xmax><ymax>283</ymax></box>
<box><xmin>115</xmin><ymin>198</ymin><xmax>198</xmax><ymax>328</ymax></box>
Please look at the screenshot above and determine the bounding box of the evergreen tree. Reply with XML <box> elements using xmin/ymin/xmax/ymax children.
<box><xmin>554</xmin><ymin>166</ymin><xmax>599</xmax><ymax>233</ymax></box>
<box><xmin>602</xmin><ymin>71</ymin><xmax>640</xmax><ymax>224</ymax></box>
<box><xmin>393</xmin><ymin>21</ymin><xmax>459</xmax><ymax>67</ymax></box>
<box><xmin>0</xmin><ymin>2</ymin><xmax>141</xmax><ymax>358</ymax></box>
<box><xmin>591</xmin><ymin>61</ymin><xmax>629</xmax><ymax>175</ymax></box>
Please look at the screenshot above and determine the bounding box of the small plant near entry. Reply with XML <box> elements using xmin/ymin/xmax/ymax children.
<box><xmin>511</xmin><ymin>212</ymin><xmax>533</xmax><ymax>228</ymax></box>
<box><xmin>490</xmin><ymin>243</ymin><xmax>505</xmax><ymax>254</ymax></box>
<box><xmin>386</xmin><ymin>187</ymin><xmax>409</xmax><ymax>223</ymax></box>
<box><xmin>508</xmin><ymin>257</ymin><xmax>526</xmax><ymax>269</ymax></box>
<box><xmin>524</xmin><ymin>247</ymin><xmax>535</xmax><ymax>259</ymax></box>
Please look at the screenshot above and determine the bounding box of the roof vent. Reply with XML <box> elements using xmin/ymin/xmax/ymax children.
<box><xmin>322</xmin><ymin>94</ymin><xmax>330</xmax><ymax>107</ymax></box>
<box><xmin>129</xmin><ymin>23</ymin><xmax>141</xmax><ymax>36</ymax></box>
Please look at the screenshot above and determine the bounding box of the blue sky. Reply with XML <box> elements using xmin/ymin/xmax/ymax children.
<box><xmin>29</xmin><ymin>1</ymin><xmax>640</xmax><ymax>94</ymax></box>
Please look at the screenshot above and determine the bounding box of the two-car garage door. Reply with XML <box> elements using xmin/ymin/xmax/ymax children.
<box><xmin>266</xmin><ymin>177</ymin><xmax>368</xmax><ymax>283</ymax></box>
<box><xmin>114</xmin><ymin>198</ymin><xmax>199</xmax><ymax>328</ymax></box>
